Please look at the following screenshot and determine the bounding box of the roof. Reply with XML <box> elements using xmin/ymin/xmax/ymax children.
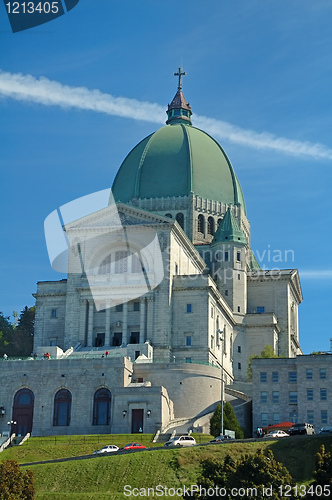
<box><xmin>112</xmin><ymin>122</ymin><xmax>246</xmax><ymax>212</ymax></box>
<box><xmin>212</xmin><ymin>207</ymin><xmax>247</xmax><ymax>244</ymax></box>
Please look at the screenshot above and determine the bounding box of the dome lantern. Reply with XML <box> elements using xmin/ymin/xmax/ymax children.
<box><xmin>166</xmin><ymin>67</ymin><xmax>192</xmax><ymax>125</ymax></box>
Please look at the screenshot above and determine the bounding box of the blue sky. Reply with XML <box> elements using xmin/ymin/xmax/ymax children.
<box><xmin>1</xmin><ymin>0</ymin><xmax>332</xmax><ymax>354</ymax></box>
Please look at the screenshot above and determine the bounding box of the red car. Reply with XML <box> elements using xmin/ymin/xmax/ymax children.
<box><xmin>120</xmin><ymin>442</ymin><xmax>146</xmax><ymax>451</ymax></box>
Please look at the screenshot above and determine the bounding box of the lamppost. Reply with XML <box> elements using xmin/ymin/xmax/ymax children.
<box><xmin>7</xmin><ymin>420</ymin><xmax>16</xmax><ymax>436</ymax></box>
<box><xmin>217</xmin><ymin>329</ymin><xmax>224</xmax><ymax>436</ymax></box>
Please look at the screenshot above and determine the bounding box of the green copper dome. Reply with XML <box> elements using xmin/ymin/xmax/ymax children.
<box><xmin>111</xmin><ymin>75</ymin><xmax>246</xmax><ymax>214</ymax></box>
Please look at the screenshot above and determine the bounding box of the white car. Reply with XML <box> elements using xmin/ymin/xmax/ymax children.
<box><xmin>164</xmin><ymin>435</ymin><xmax>196</xmax><ymax>447</ymax></box>
<box><xmin>93</xmin><ymin>445</ymin><xmax>119</xmax><ymax>454</ymax></box>
<box><xmin>263</xmin><ymin>430</ymin><xmax>289</xmax><ymax>438</ymax></box>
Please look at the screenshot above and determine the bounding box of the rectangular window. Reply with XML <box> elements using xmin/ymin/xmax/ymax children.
<box><xmin>115</xmin><ymin>304</ymin><xmax>123</xmax><ymax>312</ymax></box>
<box><xmin>238</xmin><ymin>362</ymin><xmax>241</xmax><ymax>370</ymax></box>
<box><xmin>237</xmin><ymin>306</ymin><xmax>241</xmax><ymax>312</ymax></box>
<box><xmin>321</xmin><ymin>410</ymin><xmax>328</xmax><ymax>424</ymax></box>
<box><xmin>288</xmin><ymin>371</ymin><xmax>297</xmax><ymax>383</ymax></box>
<box><xmin>238</xmin><ymin>274</ymin><xmax>240</xmax><ymax>280</ymax></box>
<box><xmin>307</xmin><ymin>410</ymin><xmax>314</xmax><ymax>424</ymax></box>
<box><xmin>306</xmin><ymin>369</ymin><xmax>313</xmax><ymax>380</ymax></box>
<box><xmin>260</xmin><ymin>372</ymin><xmax>267</xmax><ymax>383</ymax></box>
<box><xmin>273</xmin><ymin>413</ymin><xmax>280</xmax><ymax>424</ymax></box>
<box><xmin>129</xmin><ymin>332</ymin><xmax>140</xmax><ymax>344</ymax></box>
<box><xmin>51</xmin><ymin>309</ymin><xmax>57</xmax><ymax>318</ymax></box>
<box><xmin>261</xmin><ymin>413</ymin><xmax>268</xmax><ymax>426</ymax></box>
<box><xmin>320</xmin><ymin>388</ymin><xmax>327</xmax><ymax>401</ymax></box>
<box><xmin>186</xmin><ymin>304</ymin><xmax>192</xmax><ymax>313</ymax></box>
<box><xmin>261</xmin><ymin>391</ymin><xmax>267</xmax><ymax>404</ymax></box>
<box><xmin>225</xmin><ymin>290</ymin><xmax>228</xmax><ymax>296</ymax></box>
<box><xmin>237</xmin><ymin>251</ymin><xmax>241</xmax><ymax>262</ymax></box>
<box><xmin>289</xmin><ymin>411</ymin><xmax>298</xmax><ymax>424</ymax></box>
<box><xmin>185</xmin><ymin>358</ymin><xmax>192</xmax><ymax>363</ymax></box>
<box><xmin>237</xmin><ymin>346</ymin><xmax>241</xmax><ymax>353</ymax></box>
<box><xmin>257</xmin><ymin>306</ymin><xmax>265</xmax><ymax>314</ymax></box>
<box><xmin>307</xmin><ymin>388</ymin><xmax>314</xmax><ymax>401</ymax></box>
<box><xmin>272</xmin><ymin>372</ymin><xmax>279</xmax><ymax>383</ymax></box>
<box><xmin>272</xmin><ymin>391</ymin><xmax>279</xmax><ymax>404</ymax></box>
<box><xmin>225</xmin><ymin>251</ymin><xmax>229</xmax><ymax>262</ymax></box>
<box><xmin>320</xmin><ymin>368</ymin><xmax>327</xmax><ymax>380</ymax></box>
<box><xmin>186</xmin><ymin>336</ymin><xmax>192</xmax><ymax>346</ymax></box>
<box><xmin>133</xmin><ymin>301</ymin><xmax>140</xmax><ymax>312</ymax></box>
<box><xmin>289</xmin><ymin>391</ymin><xmax>298</xmax><ymax>404</ymax></box>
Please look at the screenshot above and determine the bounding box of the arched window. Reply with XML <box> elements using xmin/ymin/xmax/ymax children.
<box><xmin>98</xmin><ymin>254</ymin><xmax>111</xmax><ymax>274</ymax></box>
<box><xmin>217</xmin><ymin>218</ymin><xmax>222</xmax><ymax>227</ymax></box>
<box><xmin>14</xmin><ymin>389</ymin><xmax>34</xmax><ymax>407</ymax></box>
<box><xmin>165</xmin><ymin>213</ymin><xmax>172</xmax><ymax>218</ymax></box>
<box><xmin>93</xmin><ymin>388</ymin><xmax>111</xmax><ymax>426</ymax></box>
<box><xmin>176</xmin><ymin>212</ymin><xmax>184</xmax><ymax>230</ymax></box>
<box><xmin>207</xmin><ymin>217</ymin><xmax>215</xmax><ymax>235</ymax></box>
<box><xmin>197</xmin><ymin>214</ymin><xmax>205</xmax><ymax>234</ymax></box>
<box><xmin>98</xmin><ymin>251</ymin><xmax>144</xmax><ymax>275</ymax></box>
<box><xmin>53</xmin><ymin>389</ymin><xmax>72</xmax><ymax>426</ymax></box>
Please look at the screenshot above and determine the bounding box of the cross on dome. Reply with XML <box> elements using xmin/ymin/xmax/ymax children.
<box><xmin>174</xmin><ymin>67</ymin><xmax>186</xmax><ymax>90</ymax></box>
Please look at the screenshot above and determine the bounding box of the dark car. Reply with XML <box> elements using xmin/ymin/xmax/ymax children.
<box><xmin>288</xmin><ymin>423</ymin><xmax>315</xmax><ymax>435</ymax></box>
<box><xmin>120</xmin><ymin>442</ymin><xmax>147</xmax><ymax>451</ymax></box>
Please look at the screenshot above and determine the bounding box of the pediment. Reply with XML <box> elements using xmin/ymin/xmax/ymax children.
<box><xmin>65</xmin><ymin>203</ymin><xmax>173</xmax><ymax>231</ymax></box>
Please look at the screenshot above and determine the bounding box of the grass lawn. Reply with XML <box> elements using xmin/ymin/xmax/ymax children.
<box><xmin>2</xmin><ymin>434</ymin><xmax>332</xmax><ymax>499</ymax></box>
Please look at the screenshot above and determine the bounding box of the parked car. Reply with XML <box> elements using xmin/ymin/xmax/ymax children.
<box><xmin>120</xmin><ymin>442</ymin><xmax>146</xmax><ymax>451</ymax></box>
<box><xmin>209</xmin><ymin>435</ymin><xmax>234</xmax><ymax>444</ymax></box>
<box><xmin>288</xmin><ymin>423</ymin><xmax>315</xmax><ymax>436</ymax></box>
<box><xmin>93</xmin><ymin>445</ymin><xmax>119</xmax><ymax>454</ymax></box>
<box><xmin>263</xmin><ymin>430</ymin><xmax>289</xmax><ymax>438</ymax></box>
<box><xmin>164</xmin><ymin>435</ymin><xmax>196</xmax><ymax>447</ymax></box>
<box><xmin>319</xmin><ymin>426</ymin><xmax>332</xmax><ymax>434</ymax></box>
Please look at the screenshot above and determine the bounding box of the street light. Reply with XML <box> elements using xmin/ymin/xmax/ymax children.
<box><xmin>7</xmin><ymin>420</ymin><xmax>17</xmax><ymax>436</ymax></box>
<box><xmin>217</xmin><ymin>329</ymin><xmax>224</xmax><ymax>436</ymax></box>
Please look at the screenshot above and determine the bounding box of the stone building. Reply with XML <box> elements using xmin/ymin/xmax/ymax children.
<box><xmin>0</xmin><ymin>70</ymin><xmax>303</xmax><ymax>438</ymax></box>
<box><xmin>252</xmin><ymin>354</ymin><xmax>332</xmax><ymax>433</ymax></box>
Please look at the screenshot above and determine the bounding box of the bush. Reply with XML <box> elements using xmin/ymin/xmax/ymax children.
<box><xmin>185</xmin><ymin>449</ymin><xmax>297</xmax><ymax>499</ymax></box>
<box><xmin>0</xmin><ymin>460</ymin><xmax>35</xmax><ymax>499</ymax></box>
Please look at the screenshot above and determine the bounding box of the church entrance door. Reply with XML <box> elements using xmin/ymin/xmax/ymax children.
<box><xmin>131</xmin><ymin>409</ymin><xmax>143</xmax><ymax>434</ymax></box>
<box><xmin>12</xmin><ymin>388</ymin><xmax>34</xmax><ymax>436</ymax></box>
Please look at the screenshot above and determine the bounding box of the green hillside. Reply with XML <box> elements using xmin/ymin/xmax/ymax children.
<box><xmin>2</xmin><ymin>434</ymin><xmax>332</xmax><ymax>499</ymax></box>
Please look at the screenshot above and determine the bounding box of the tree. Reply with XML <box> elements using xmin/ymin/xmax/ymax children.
<box><xmin>185</xmin><ymin>449</ymin><xmax>297</xmax><ymax>499</ymax></box>
<box><xmin>0</xmin><ymin>459</ymin><xmax>35</xmax><ymax>499</ymax></box>
<box><xmin>0</xmin><ymin>312</ymin><xmax>13</xmax><ymax>357</ymax></box>
<box><xmin>247</xmin><ymin>344</ymin><xmax>279</xmax><ymax>379</ymax></box>
<box><xmin>309</xmin><ymin>445</ymin><xmax>332</xmax><ymax>488</ymax></box>
<box><xmin>0</xmin><ymin>307</ymin><xmax>35</xmax><ymax>357</ymax></box>
<box><xmin>210</xmin><ymin>402</ymin><xmax>244</xmax><ymax>439</ymax></box>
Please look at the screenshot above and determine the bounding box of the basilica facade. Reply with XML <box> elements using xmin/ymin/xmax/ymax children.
<box><xmin>0</xmin><ymin>72</ymin><xmax>303</xmax><ymax>438</ymax></box>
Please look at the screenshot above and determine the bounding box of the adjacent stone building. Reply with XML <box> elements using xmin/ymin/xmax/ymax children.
<box><xmin>252</xmin><ymin>354</ymin><xmax>332</xmax><ymax>433</ymax></box>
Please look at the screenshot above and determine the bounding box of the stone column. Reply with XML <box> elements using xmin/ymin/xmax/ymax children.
<box><xmin>146</xmin><ymin>297</ymin><xmax>154</xmax><ymax>341</ymax></box>
<box><xmin>88</xmin><ymin>300</ymin><xmax>94</xmax><ymax>347</ymax></box>
<box><xmin>122</xmin><ymin>301</ymin><xmax>128</xmax><ymax>345</ymax></box>
<box><xmin>105</xmin><ymin>300</ymin><xmax>111</xmax><ymax>346</ymax></box>
<box><xmin>79</xmin><ymin>299</ymin><xmax>87</xmax><ymax>346</ymax></box>
<box><xmin>140</xmin><ymin>298</ymin><xmax>146</xmax><ymax>342</ymax></box>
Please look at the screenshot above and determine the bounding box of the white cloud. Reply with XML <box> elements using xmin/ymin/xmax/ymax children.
<box><xmin>1</xmin><ymin>70</ymin><xmax>332</xmax><ymax>160</ymax></box>
<box><xmin>300</xmin><ymin>270</ymin><xmax>332</xmax><ymax>280</ymax></box>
